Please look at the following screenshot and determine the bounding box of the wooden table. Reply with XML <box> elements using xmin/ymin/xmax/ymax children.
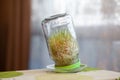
<box><xmin>0</xmin><ymin>68</ymin><xmax>120</xmax><ymax>80</ymax></box>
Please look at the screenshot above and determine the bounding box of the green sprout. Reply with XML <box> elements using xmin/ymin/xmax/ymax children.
<box><xmin>48</xmin><ymin>28</ymin><xmax>79</xmax><ymax>67</ymax></box>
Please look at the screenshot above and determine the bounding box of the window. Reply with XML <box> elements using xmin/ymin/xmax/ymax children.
<box><xmin>30</xmin><ymin>0</ymin><xmax>120</xmax><ymax>71</ymax></box>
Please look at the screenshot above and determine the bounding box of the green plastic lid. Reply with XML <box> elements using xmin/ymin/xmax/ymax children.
<box><xmin>55</xmin><ymin>60</ymin><xmax>81</xmax><ymax>71</ymax></box>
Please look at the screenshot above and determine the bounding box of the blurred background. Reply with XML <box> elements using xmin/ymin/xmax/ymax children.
<box><xmin>0</xmin><ymin>0</ymin><xmax>120</xmax><ymax>71</ymax></box>
<box><xmin>30</xmin><ymin>0</ymin><xmax>120</xmax><ymax>71</ymax></box>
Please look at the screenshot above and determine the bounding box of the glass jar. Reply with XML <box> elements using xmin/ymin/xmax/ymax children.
<box><xmin>42</xmin><ymin>13</ymin><xmax>80</xmax><ymax>72</ymax></box>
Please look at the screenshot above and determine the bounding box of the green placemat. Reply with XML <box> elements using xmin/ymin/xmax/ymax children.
<box><xmin>0</xmin><ymin>71</ymin><xmax>23</xmax><ymax>78</ymax></box>
<box><xmin>82</xmin><ymin>67</ymin><xmax>100</xmax><ymax>72</ymax></box>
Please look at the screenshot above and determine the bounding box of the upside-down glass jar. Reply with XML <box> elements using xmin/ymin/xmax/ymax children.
<box><xmin>42</xmin><ymin>13</ymin><xmax>81</xmax><ymax>72</ymax></box>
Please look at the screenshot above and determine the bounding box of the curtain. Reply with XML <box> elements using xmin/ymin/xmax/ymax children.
<box><xmin>0</xmin><ymin>0</ymin><xmax>30</xmax><ymax>71</ymax></box>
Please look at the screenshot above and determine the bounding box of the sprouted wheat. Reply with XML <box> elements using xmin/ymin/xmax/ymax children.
<box><xmin>48</xmin><ymin>28</ymin><xmax>79</xmax><ymax>66</ymax></box>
